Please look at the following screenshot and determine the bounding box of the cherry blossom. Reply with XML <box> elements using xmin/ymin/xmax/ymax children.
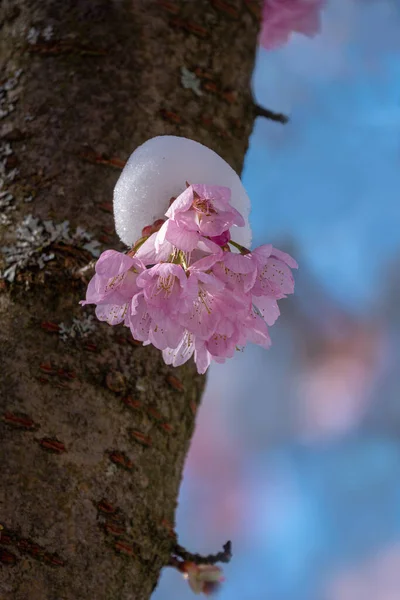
<box><xmin>261</xmin><ymin>0</ymin><xmax>325</xmax><ymax>50</ymax></box>
<box><xmin>82</xmin><ymin>181</ymin><xmax>297</xmax><ymax>374</ymax></box>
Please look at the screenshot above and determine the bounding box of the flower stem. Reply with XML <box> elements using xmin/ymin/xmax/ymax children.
<box><xmin>179</xmin><ymin>251</ymin><xmax>188</xmax><ymax>270</ymax></box>
<box><xmin>128</xmin><ymin>236</ymin><xmax>147</xmax><ymax>256</ymax></box>
<box><xmin>228</xmin><ymin>240</ymin><xmax>251</xmax><ymax>254</ymax></box>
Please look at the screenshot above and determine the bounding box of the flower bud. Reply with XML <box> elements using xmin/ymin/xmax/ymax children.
<box><xmin>182</xmin><ymin>562</ymin><xmax>224</xmax><ymax>596</ymax></box>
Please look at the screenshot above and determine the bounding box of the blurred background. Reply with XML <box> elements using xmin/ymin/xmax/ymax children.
<box><xmin>155</xmin><ymin>1</ymin><xmax>400</xmax><ymax>598</ymax></box>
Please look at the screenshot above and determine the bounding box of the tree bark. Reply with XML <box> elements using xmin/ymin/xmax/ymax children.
<box><xmin>0</xmin><ymin>1</ymin><xmax>260</xmax><ymax>598</ymax></box>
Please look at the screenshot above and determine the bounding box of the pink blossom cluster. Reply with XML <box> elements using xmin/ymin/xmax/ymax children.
<box><xmin>261</xmin><ymin>0</ymin><xmax>325</xmax><ymax>50</ymax></box>
<box><xmin>81</xmin><ymin>184</ymin><xmax>297</xmax><ymax>374</ymax></box>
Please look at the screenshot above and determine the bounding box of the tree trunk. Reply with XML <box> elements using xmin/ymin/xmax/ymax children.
<box><xmin>0</xmin><ymin>1</ymin><xmax>260</xmax><ymax>598</ymax></box>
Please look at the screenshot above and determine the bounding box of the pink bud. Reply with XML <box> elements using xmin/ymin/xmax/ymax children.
<box><xmin>142</xmin><ymin>219</ymin><xmax>166</xmax><ymax>238</ymax></box>
<box><xmin>141</xmin><ymin>224</ymin><xmax>154</xmax><ymax>237</ymax></box>
<box><xmin>209</xmin><ymin>230</ymin><xmax>231</xmax><ymax>247</ymax></box>
<box><xmin>153</xmin><ymin>218</ymin><xmax>166</xmax><ymax>229</ymax></box>
<box><xmin>182</xmin><ymin>562</ymin><xmax>224</xmax><ymax>596</ymax></box>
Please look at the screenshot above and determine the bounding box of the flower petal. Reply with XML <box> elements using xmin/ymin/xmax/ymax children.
<box><xmin>95</xmin><ymin>303</ymin><xmax>128</xmax><ymax>325</ymax></box>
<box><xmin>194</xmin><ymin>340</ymin><xmax>212</xmax><ymax>374</ymax></box>
<box><xmin>271</xmin><ymin>246</ymin><xmax>298</xmax><ymax>269</ymax></box>
<box><xmin>136</xmin><ymin>232</ymin><xmax>173</xmax><ymax>265</ymax></box>
<box><xmin>165</xmin><ymin>185</ymin><xmax>194</xmax><ymax>218</ymax></box>
<box><xmin>162</xmin><ymin>330</ymin><xmax>195</xmax><ymax>367</ymax></box>
<box><xmin>244</xmin><ymin>312</ymin><xmax>272</xmax><ymax>349</ymax></box>
<box><xmin>253</xmin><ymin>296</ymin><xmax>280</xmax><ymax>326</ymax></box>
<box><xmin>163</xmin><ymin>219</ymin><xmax>201</xmax><ymax>252</ymax></box>
<box><xmin>95</xmin><ymin>249</ymin><xmax>136</xmax><ymax>277</ymax></box>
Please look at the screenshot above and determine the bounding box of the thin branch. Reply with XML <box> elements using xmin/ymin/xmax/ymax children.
<box><xmin>254</xmin><ymin>103</ymin><xmax>289</xmax><ymax>124</ymax></box>
<box><xmin>172</xmin><ymin>540</ymin><xmax>232</xmax><ymax>565</ymax></box>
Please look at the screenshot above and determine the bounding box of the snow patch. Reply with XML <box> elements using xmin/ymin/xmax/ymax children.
<box><xmin>113</xmin><ymin>136</ymin><xmax>252</xmax><ymax>248</ymax></box>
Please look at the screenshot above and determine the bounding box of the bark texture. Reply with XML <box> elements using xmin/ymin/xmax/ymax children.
<box><xmin>0</xmin><ymin>1</ymin><xmax>260</xmax><ymax>598</ymax></box>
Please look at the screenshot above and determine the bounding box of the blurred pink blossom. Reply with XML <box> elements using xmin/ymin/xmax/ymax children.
<box><xmin>261</xmin><ymin>0</ymin><xmax>326</xmax><ymax>50</ymax></box>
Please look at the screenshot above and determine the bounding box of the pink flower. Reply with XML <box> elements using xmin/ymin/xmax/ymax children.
<box><xmin>212</xmin><ymin>250</ymin><xmax>257</xmax><ymax>293</ymax></box>
<box><xmin>81</xmin><ymin>179</ymin><xmax>298</xmax><ymax>374</ymax></box>
<box><xmin>162</xmin><ymin>331</ymin><xmax>212</xmax><ymax>374</ymax></box>
<box><xmin>80</xmin><ymin>250</ymin><xmax>144</xmax><ymax>326</ymax></box>
<box><xmin>81</xmin><ymin>250</ymin><xmax>143</xmax><ymax>306</ymax></box>
<box><xmin>127</xmin><ymin>293</ymin><xmax>185</xmax><ymax>350</ymax></box>
<box><xmin>182</xmin><ymin>562</ymin><xmax>225</xmax><ymax>596</ymax></box>
<box><xmin>136</xmin><ymin>263</ymin><xmax>191</xmax><ymax>318</ymax></box>
<box><xmin>251</xmin><ymin>245</ymin><xmax>297</xmax><ymax>299</ymax></box>
<box><xmin>166</xmin><ymin>184</ymin><xmax>245</xmax><ymax>238</ymax></box>
<box><xmin>205</xmin><ymin>318</ymin><xmax>241</xmax><ymax>360</ymax></box>
<box><xmin>250</xmin><ymin>245</ymin><xmax>297</xmax><ymax>324</ymax></box>
<box><xmin>240</xmin><ymin>310</ymin><xmax>272</xmax><ymax>348</ymax></box>
<box><xmin>178</xmin><ymin>272</ymin><xmax>225</xmax><ymax>340</ymax></box>
<box><xmin>179</xmin><ymin>260</ymin><xmax>250</xmax><ymax>341</ymax></box>
<box><xmin>260</xmin><ymin>0</ymin><xmax>325</xmax><ymax>50</ymax></box>
<box><xmin>163</xmin><ymin>330</ymin><xmax>196</xmax><ymax>368</ymax></box>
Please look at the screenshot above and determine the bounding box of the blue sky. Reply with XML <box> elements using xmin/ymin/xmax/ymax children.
<box><xmin>243</xmin><ymin>0</ymin><xmax>400</xmax><ymax>313</ymax></box>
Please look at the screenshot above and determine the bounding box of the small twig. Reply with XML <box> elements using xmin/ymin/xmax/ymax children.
<box><xmin>168</xmin><ymin>555</ymin><xmax>182</xmax><ymax>569</ymax></box>
<box><xmin>172</xmin><ymin>540</ymin><xmax>232</xmax><ymax>565</ymax></box>
<box><xmin>254</xmin><ymin>103</ymin><xmax>289</xmax><ymax>124</ymax></box>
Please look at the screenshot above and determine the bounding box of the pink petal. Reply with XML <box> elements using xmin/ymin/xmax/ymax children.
<box><xmin>224</xmin><ymin>252</ymin><xmax>256</xmax><ymax>274</ymax></box>
<box><xmin>263</xmin><ymin>258</ymin><xmax>295</xmax><ymax>296</ymax></box>
<box><xmin>137</xmin><ymin>263</ymin><xmax>190</xmax><ymax>317</ymax></box>
<box><xmin>81</xmin><ymin>274</ymin><xmax>104</xmax><ymax>305</ymax></box>
<box><xmin>189</xmin><ymin>249</ymin><xmax>223</xmax><ymax>272</ymax></box>
<box><xmin>163</xmin><ymin>219</ymin><xmax>201</xmax><ymax>252</ymax></box>
<box><xmin>206</xmin><ymin>320</ymin><xmax>239</xmax><ymax>358</ymax></box>
<box><xmin>154</xmin><ymin>219</ymin><xmax>169</xmax><ymax>253</ymax></box>
<box><xmin>197</xmin><ymin>237</ymin><xmax>224</xmax><ymax>256</ymax></box>
<box><xmin>252</xmin><ymin>244</ymin><xmax>273</xmax><ymax>261</ymax></box>
<box><xmin>194</xmin><ymin>340</ymin><xmax>212</xmax><ymax>374</ymax></box>
<box><xmin>199</xmin><ymin>208</ymin><xmax>244</xmax><ymax>237</ymax></box>
<box><xmin>162</xmin><ymin>330</ymin><xmax>195</xmax><ymax>367</ymax></box>
<box><xmin>137</xmin><ymin>262</ymin><xmax>186</xmax><ymax>289</ymax></box>
<box><xmin>179</xmin><ymin>287</ymin><xmax>221</xmax><ymax>339</ymax></box>
<box><xmin>228</xmin><ymin>205</ymin><xmax>246</xmax><ymax>228</ymax></box>
<box><xmin>127</xmin><ymin>296</ymin><xmax>151</xmax><ymax>341</ymax></box>
<box><xmin>148</xmin><ymin>316</ymin><xmax>184</xmax><ymax>350</ymax></box>
<box><xmin>95</xmin><ymin>249</ymin><xmax>136</xmax><ymax>277</ymax></box>
<box><xmin>136</xmin><ymin>232</ymin><xmax>173</xmax><ymax>265</ymax></box>
<box><xmin>174</xmin><ymin>210</ymin><xmax>199</xmax><ymax>232</ymax></box>
<box><xmin>209</xmin><ymin>230</ymin><xmax>231</xmax><ymax>246</ymax></box>
<box><xmin>212</xmin><ymin>253</ymin><xmax>257</xmax><ymax>293</ymax></box>
<box><xmin>270</xmin><ymin>246</ymin><xmax>298</xmax><ymax>269</ymax></box>
<box><xmin>95</xmin><ymin>303</ymin><xmax>129</xmax><ymax>325</ymax></box>
<box><xmin>253</xmin><ymin>296</ymin><xmax>280</xmax><ymax>326</ymax></box>
<box><xmin>165</xmin><ymin>186</ymin><xmax>194</xmax><ymax>218</ymax></box>
<box><xmin>192</xmin><ymin>271</ymin><xmax>225</xmax><ymax>293</ymax></box>
<box><xmin>245</xmin><ymin>313</ymin><xmax>272</xmax><ymax>349</ymax></box>
<box><xmin>192</xmin><ymin>184</ymin><xmax>231</xmax><ymax>207</ymax></box>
